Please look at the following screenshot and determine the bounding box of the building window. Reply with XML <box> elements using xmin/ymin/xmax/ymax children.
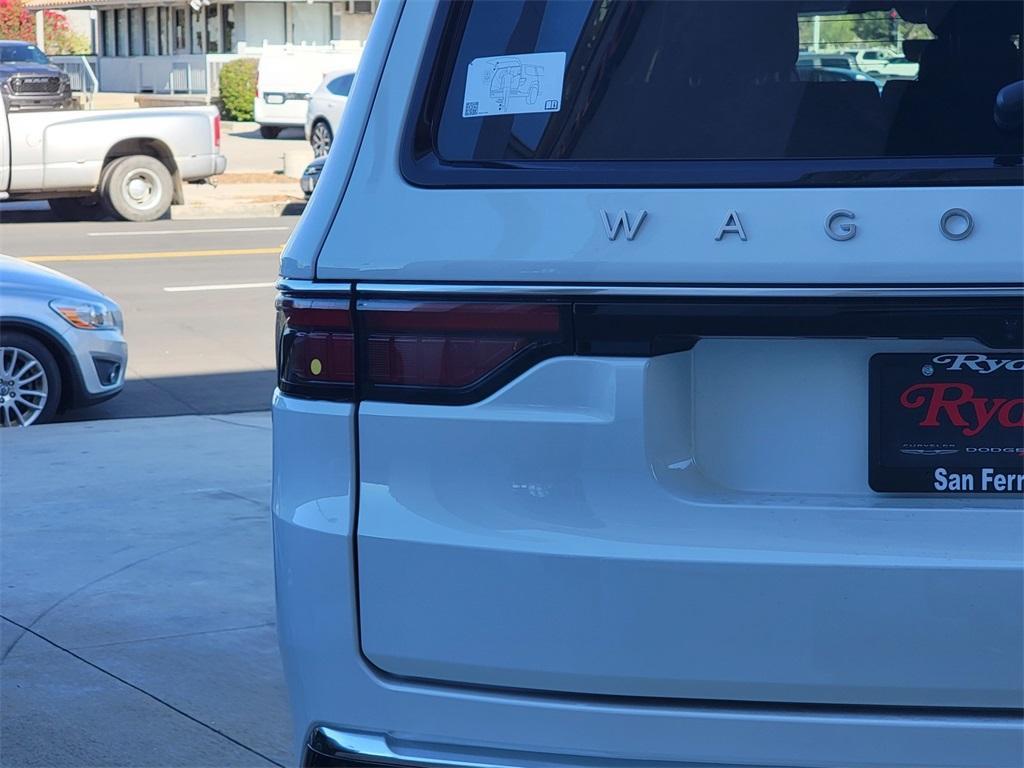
<box><xmin>350</xmin><ymin>1</ymin><xmax>372</xmax><ymax>13</ymax></box>
<box><xmin>144</xmin><ymin>7</ymin><xmax>157</xmax><ymax>55</ymax></box>
<box><xmin>244</xmin><ymin>2</ymin><xmax>285</xmax><ymax>46</ymax></box>
<box><xmin>205</xmin><ymin>4</ymin><xmax>220</xmax><ymax>53</ymax></box>
<box><xmin>191</xmin><ymin>7</ymin><xmax>204</xmax><ymax>54</ymax></box>
<box><xmin>291</xmin><ymin>1</ymin><xmax>330</xmax><ymax>45</ymax></box>
<box><xmin>115</xmin><ymin>8</ymin><xmax>128</xmax><ymax>56</ymax></box>
<box><xmin>173</xmin><ymin>8</ymin><xmax>188</xmax><ymax>53</ymax></box>
<box><xmin>129</xmin><ymin>8</ymin><xmax>144</xmax><ymax>55</ymax></box>
<box><xmin>158</xmin><ymin>7</ymin><xmax>169</xmax><ymax>55</ymax></box>
<box><xmin>221</xmin><ymin>4</ymin><xmax>235</xmax><ymax>53</ymax></box>
<box><xmin>101</xmin><ymin>10</ymin><xmax>115</xmax><ymax>57</ymax></box>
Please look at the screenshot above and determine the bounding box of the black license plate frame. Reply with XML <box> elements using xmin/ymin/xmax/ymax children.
<box><xmin>869</xmin><ymin>352</ymin><xmax>1024</xmax><ymax>494</ymax></box>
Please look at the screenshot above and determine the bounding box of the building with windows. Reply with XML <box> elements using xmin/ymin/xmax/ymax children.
<box><xmin>25</xmin><ymin>0</ymin><xmax>376</xmax><ymax>95</ymax></box>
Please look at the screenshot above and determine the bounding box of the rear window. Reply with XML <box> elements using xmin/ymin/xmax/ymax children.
<box><xmin>404</xmin><ymin>1</ymin><xmax>1023</xmax><ymax>187</ymax></box>
<box><xmin>328</xmin><ymin>74</ymin><xmax>354</xmax><ymax>96</ymax></box>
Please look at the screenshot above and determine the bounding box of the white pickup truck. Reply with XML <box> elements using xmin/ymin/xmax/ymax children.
<box><xmin>0</xmin><ymin>98</ymin><xmax>226</xmax><ymax>221</ymax></box>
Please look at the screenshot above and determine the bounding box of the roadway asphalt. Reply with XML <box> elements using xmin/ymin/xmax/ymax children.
<box><xmin>0</xmin><ymin>216</ymin><xmax>295</xmax><ymax>421</ymax></box>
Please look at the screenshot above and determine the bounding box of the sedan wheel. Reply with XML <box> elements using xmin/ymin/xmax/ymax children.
<box><xmin>0</xmin><ymin>346</ymin><xmax>50</xmax><ymax>427</ymax></box>
<box><xmin>311</xmin><ymin>121</ymin><xmax>333</xmax><ymax>158</ymax></box>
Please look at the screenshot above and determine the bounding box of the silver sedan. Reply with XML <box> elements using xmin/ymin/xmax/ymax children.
<box><xmin>0</xmin><ymin>254</ymin><xmax>126</xmax><ymax>426</ymax></box>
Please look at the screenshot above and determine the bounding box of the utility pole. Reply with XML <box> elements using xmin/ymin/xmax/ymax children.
<box><xmin>813</xmin><ymin>15</ymin><xmax>821</xmax><ymax>52</ymax></box>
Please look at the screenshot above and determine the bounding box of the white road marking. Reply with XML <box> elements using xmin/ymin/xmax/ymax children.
<box><xmin>88</xmin><ymin>226</ymin><xmax>290</xmax><ymax>237</ymax></box>
<box><xmin>163</xmin><ymin>282</ymin><xmax>276</xmax><ymax>293</ymax></box>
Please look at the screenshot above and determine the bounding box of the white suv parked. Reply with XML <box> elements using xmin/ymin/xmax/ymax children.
<box><xmin>273</xmin><ymin>2</ymin><xmax>1024</xmax><ymax>767</ymax></box>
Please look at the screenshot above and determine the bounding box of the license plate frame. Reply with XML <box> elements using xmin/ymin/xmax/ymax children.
<box><xmin>869</xmin><ymin>352</ymin><xmax>1024</xmax><ymax>494</ymax></box>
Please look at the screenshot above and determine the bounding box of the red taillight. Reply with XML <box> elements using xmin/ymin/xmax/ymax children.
<box><xmin>361</xmin><ymin>302</ymin><xmax>564</xmax><ymax>392</ymax></box>
<box><xmin>277</xmin><ymin>297</ymin><xmax>354</xmax><ymax>398</ymax></box>
<box><xmin>276</xmin><ymin>297</ymin><xmax>569</xmax><ymax>404</ymax></box>
<box><xmin>213</xmin><ymin>114</ymin><xmax>221</xmax><ymax>149</ymax></box>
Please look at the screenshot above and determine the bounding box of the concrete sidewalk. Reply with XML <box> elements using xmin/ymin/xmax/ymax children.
<box><xmin>176</xmin><ymin>175</ymin><xmax>307</xmax><ymax>220</ymax></box>
<box><xmin>0</xmin><ymin>413</ymin><xmax>290</xmax><ymax>767</ymax></box>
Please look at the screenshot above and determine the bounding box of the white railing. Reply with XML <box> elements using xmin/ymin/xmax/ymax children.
<box><xmin>51</xmin><ymin>55</ymin><xmax>99</xmax><ymax>105</ymax></box>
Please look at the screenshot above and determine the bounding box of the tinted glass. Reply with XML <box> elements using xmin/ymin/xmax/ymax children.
<box><xmin>0</xmin><ymin>44</ymin><xmax>50</xmax><ymax>65</ymax></box>
<box><xmin>429</xmin><ymin>1</ymin><xmax>1023</xmax><ymax>166</ymax></box>
<box><xmin>327</xmin><ymin>74</ymin><xmax>354</xmax><ymax>96</ymax></box>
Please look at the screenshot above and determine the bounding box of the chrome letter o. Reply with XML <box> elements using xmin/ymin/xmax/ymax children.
<box><xmin>940</xmin><ymin>208</ymin><xmax>974</xmax><ymax>241</ymax></box>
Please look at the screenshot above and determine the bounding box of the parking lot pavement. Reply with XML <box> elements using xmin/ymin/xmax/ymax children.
<box><xmin>0</xmin><ymin>411</ymin><xmax>290</xmax><ymax>767</ymax></box>
<box><xmin>220</xmin><ymin>124</ymin><xmax>313</xmax><ymax>175</ymax></box>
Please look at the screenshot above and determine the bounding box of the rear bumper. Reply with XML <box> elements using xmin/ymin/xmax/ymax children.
<box><xmin>178</xmin><ymin>153</ymin><xmax>227</xmax><ymax>182</ymax></box>
<box><xmin>300</xmin><ymin>723</ymin><xmax>1023</xmax><ymax>768</ymax></box>
<box><xmin>273</xmin><ymin>392</ymin><xmax>1024</xmax><ymax>768</ymax></box>
<box><xmin>254</xmin><ymin>97</ymin><xmax>308</xmax><ymax>127</ymax></box>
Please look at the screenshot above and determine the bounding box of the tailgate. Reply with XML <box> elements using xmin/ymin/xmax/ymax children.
<box><xmin>354</xmin><ymin>290</ymin><xmax>1024</xmax><ymax>708</ymax></box>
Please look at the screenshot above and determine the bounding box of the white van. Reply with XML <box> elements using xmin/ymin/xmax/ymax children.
<box><xmin>254</xmin><ymin>48</ymin><xmax>361</xmax><ymax>138</ymax></box>
<box><xmin>273</xmin><ymin>1</ymin><xmax>1024</xmax><ymax>766</ymax></box>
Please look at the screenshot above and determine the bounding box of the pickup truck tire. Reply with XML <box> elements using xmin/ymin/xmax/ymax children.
<box><xmin>0</xmin><ymin>331</ymin><xmax>61</xmax><ymax>427</ymax></box>
<box><xmin>259</xmin><ymin>126</ymin><xmax>281</xmax><ymax>139</ymax></box>
<box><xmin>102</xmin><ymin>155</ymin><xmax>174</xmax><ymax>222</ymax></box>
<box><xmin>48</xmin><ymin>196</ymin><xmax>106</xmax><ymax>221</ymax></box>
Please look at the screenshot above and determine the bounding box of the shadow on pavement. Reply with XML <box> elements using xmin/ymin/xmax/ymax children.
<box><xmin>0</xmin><ymin>201</ymin><xmax>58</xmax><ymax>224</ymax></box>
<box><xmin>56</xmin><ymin>369</ymin><xmax>276</xmax><ymax>423</ymax></box>
<box><xmin>228</xmin><ymin>127</ymin><xmax>306</xmax><ymax>141</ymax></box>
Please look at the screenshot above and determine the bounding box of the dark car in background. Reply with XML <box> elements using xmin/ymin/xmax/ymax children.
<box><xmin>0</xmin><ymin>41</ymin><xmax>73</xmax><ymax>112</ymax></box>
<box><xmin>300</xmin><ymin>156</ymin><xmax>325</xmax><ymax>197</ymax></box>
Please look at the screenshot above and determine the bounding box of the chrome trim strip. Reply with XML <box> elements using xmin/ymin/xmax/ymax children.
<box><xmin>307</xmin><ymin>726</ymin><xmax>722</xmax><ymax>767</ymax></box>
<box><xmin>306</xmin><ymin>727</ymin><xmax>511</xmax><ymax>767</ymax></box>
<box><xmin>278</xmin><ymin>280</ymin><xmax>1024</xmax><ymax>298</ymax></box>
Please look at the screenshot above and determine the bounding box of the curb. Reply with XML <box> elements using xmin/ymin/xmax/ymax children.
<box><xmin>171</xmin><ymin>200</ymin><xmax>306</xmax><ymax>220</ymax></box>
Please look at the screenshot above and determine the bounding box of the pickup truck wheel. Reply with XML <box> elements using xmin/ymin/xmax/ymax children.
<box><xmin>103</xmin><ymin>155</ymin><xmax>174</xmax><ymax>222</ymax></box>
<box><xmin>48</xmin><ymin>196</ymin><xmax>105</xmax><ymax>221</ymax></box>
<box><xmin>259</xmin><ymin>126</ymin><xmax>281</xmax><ymax>139</ymax></box>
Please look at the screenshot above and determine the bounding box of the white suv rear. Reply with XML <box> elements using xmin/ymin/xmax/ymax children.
<box><xmin>273</xmin><ymin>2</ymin><xmax>1024</xmax><ymax>766</ymax></box>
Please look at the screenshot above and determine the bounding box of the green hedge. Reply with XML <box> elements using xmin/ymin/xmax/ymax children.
<box><xmin>219</xmin><ymin>58</ymin><xmax>258</xmax><ymax>122</ymax></box>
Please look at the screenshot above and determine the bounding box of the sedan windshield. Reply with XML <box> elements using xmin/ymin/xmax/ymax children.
<box><xmin>0</xmin><ymin>44</ymin><xmax>50</xmax><ymax>65</ymax></box>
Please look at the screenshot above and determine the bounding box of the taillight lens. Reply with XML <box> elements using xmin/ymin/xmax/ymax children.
<box><xmin>213</xmin><ymin>114</ymin><xmax>221</xmax><ymax>149</ymax></box>
<box><xmin>276</xmin><ymin>297</ymin><xmax>354</xmax><ymax>399</ymax></box>
<box><xmin>360</xmin><ymin>301</ymin><xmax>568</xmax><ymax>402</ymax></box>
<box><xmin>275</xmin><ymin>296</ymin><xmax>569</xmax><ymax>404</ymax></box>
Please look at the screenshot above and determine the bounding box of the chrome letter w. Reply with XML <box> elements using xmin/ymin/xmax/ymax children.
<box><xmin>601</xmin><ymin>209</ymin><xmax>647</xmax><ymax>241</ymax></box>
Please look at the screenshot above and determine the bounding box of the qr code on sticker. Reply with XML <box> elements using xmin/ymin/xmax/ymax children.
<box><xmin>463</xmin><ymin>101</ymin><xmax>479</xmax><ymax>116</ymax></box>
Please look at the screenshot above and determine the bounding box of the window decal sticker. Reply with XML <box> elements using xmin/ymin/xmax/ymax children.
<box><xmin>462</xmin><ymin>52</ymin><xmax>566</xmax><ymax>118</ymax></box>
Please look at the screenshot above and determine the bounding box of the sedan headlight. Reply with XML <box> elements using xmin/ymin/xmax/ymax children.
<box><xmin>50</xmin><ymin>299</ymin><xmax>123</xmax><ymax>331</ymax></box>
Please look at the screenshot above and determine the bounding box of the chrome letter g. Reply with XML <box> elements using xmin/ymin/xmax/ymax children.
<box><xmin>825</xmin><ymin>209</ymin><xmax>856</xmax><ymax>241</ymax></box>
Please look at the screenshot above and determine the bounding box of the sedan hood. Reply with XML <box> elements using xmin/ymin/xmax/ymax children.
<box><xmin>0</xmin><ymin>254</ymin><xmax>110</xmax><ymax>303</ymax></box>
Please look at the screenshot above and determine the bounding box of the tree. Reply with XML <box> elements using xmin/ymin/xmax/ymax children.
<box><xmin>0</xmin><ymin>0</ymin><xmax>33</xmax><ymax>40</ymax></box>
<box><xmin>219</xmin><ymin>57</ymin><xmax>258</xmax><ymax>121</ymax></box>
<box><xmin>43</xmin><ymin>9</ymin><xmax>90</xmax><ymax>54</ymax></box>
<box><xmin>0</xmin><ymin>0</ymin><xmax>90</xmax><ymax>55</ymax></box>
